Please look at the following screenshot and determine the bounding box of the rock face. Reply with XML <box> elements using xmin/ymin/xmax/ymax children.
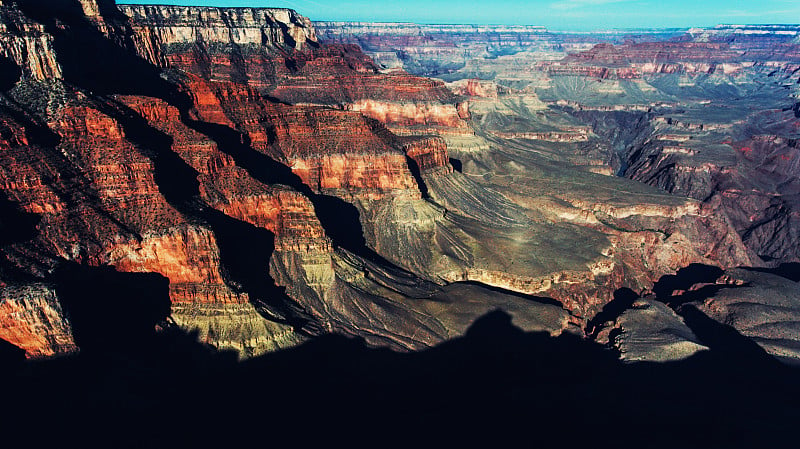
<box><xmin>622</xmin><ymin>133</ymin><xmax>800</xmax><ymax>263</ymax></box>
<box><xmin>121</xmin><ymin>4</ymin><xmax>316</xmax><ymax>51</ymax></box>
<box><xmin>0</xmin><ymin>3</ymin><xmax>62</xmax><ymax>79</ymax></box>
<box><xmin>0</xmin><ymin>284</ymin><xmax>77</xmax><ymax>358</ymax></box>
<box><xmin>121</xmin><ymin>4</ymin><xmax>475</xmax><ymax>149</ymax></box>
<box><xmin>693</xmin><ymin>268</ymin><xmax>800</xmax><ymax>365</ymax></box>
<box><xmin>119</xmin><ymin>3</ymin><xmax>322</xmax><ymax>98</ymax></box>
<box><xmin>612</xmin><ymin>299</ymin><xmax>708</xmax><ymax>362</ymax></box>
<box><xmin>0</xmin><ymin>1</ymin><xmax>795</xmax><ymax>370</ymax></box>
<box><xmin>541</xmin><ymin>42</ymin><xmax>746</xmax><ymax>79</ymax></box>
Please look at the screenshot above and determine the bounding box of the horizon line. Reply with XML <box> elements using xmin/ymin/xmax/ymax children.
<box><xmin>114</xmin><ymin>3</ymin><xmax>800</xmax><ymax>32</ymax></box>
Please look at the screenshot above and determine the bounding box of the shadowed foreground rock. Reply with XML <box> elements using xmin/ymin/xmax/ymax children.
<box><xmin>690</xmin><ymin>266</ymin><xmax>800</xmax><ymax>365</ymax></box>
<box><xmin>613</xmin><ymin>298</ymin><xmax>708</xmax><ymax>362</ymax></box>
<box><xmin>1</xmin><ymin>308</ymin><xmax>798</xmax><ymax>448</ymax></box>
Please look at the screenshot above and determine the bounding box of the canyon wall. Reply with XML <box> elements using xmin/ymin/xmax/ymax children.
<box><xmin>0</xmin><ymin>2</ymin><xmax>794</xmax><ymax>365</ymax></box>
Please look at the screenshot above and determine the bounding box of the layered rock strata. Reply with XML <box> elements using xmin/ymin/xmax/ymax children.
<box><xmin>0</xmin><ymin>283</ymin><xmax>77</xmax><ymax>358</ymax></box>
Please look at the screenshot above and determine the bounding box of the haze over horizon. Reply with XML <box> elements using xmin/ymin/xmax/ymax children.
<box><xmin>118</xmin><ymin>0</ymin><xmax>800</xmax><ymax>30</ymax></box>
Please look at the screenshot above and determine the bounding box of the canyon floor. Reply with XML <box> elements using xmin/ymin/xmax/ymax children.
<box><xmin>1</xmin><ymin>1</ymin><xmax>799</xmax><ymax>446</ymax></box>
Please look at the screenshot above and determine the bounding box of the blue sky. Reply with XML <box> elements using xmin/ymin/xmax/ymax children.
<box><xmin>119</xmin><ymin>1</ymin><xmax>800</xmax><ymax>30</ymax></box>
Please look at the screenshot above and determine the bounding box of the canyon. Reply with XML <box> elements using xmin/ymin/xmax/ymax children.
<box><xmin>0</xmin><ymin>1</ymin><xmax>799</xmax><ymax>446</ymax></box>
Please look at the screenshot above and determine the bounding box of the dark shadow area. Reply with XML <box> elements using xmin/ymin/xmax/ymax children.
<box><xmin>585</xmin><ymin>287</ymin><xmax>637</xmax><ymax>337</ymax></box>
<box><xmin>651</xmin><ymin>264</ymin><xmax>750</xmax><ymax>310</ymax></box>
<box><xmin>262</xmin><ymin>94</ymin><xmax>293</xmax><ymax>106</ymax></box>
<box><xmin>16</xmin><ymin>0</ymin><xmax>178</xmax><ymax>100</ymax></box>
<box><xmin>454</xmin><ymin>280</ymin><xmax>563</xmax><ymax>307</ymax></box>
<box><xmin>1</xmin><ymin>259</ymin><xmax>239</xmax><ymax>448</ymax></box>
<box><xmin>183</xmin><ymin>117</ymin><xmax>407</xmax><ymax>267</ymax></box>
<box><xmin>183</xmin><ymin>119</ymin><xmax>305</xmax><ymax>188</ymax></box>
<box><xmin>652</xmin><ymin>263</ymin><xmax>724</xmax><ymax>299</ymax></box>
<box><xmin>678</xmin><ymin>304</ymin><xmax>782</xmax><ymax>366</ymax></box>
<box><xmin>0</xmin><ymin>192</ymin><xmax>40</xmax><ymax>246</ymax></box>
<box><xmin>663</xmin><ymin>282</ymin><xmax>741</xmax><ymax>308</ymax></box>
<box><xmin>0</xmin><ymin>338</ymin><xmax>26</xmax><ymax>366</ymax></box>
<box><xmin>105</xmin><ymin>101</ymin><xmax>200</xmax><ymax>214</ymax></box>
<box><xmin>569</xmin><ymin>109</ymin><xmax>653</xmax><ymax>177</ymax></box>
<box><xmin>51</xmin><ymin>262</ymin><xmax>171</xmax><ymax>352</ymax></box>
<box><xmin>182</xmin><ymin>119</ymin><xmax>380</xmax><ymax>259</ymax></box>
<box><xmin>17</xmin><ymin>0</ymin><xmax>122</xmax><ymax>20</ymax></box>
<box><xmin>745</xmin><ymin>262</ymin><xmax>800</xmax><ymax>282</ymax></box>
<box><xmin>99</xmin><ymin>101</ymin><xmax>312</xmax><ymax>328</ymax></box>
<box><xmin>2</xmin><ymin>308</ymin><xmax>798</xmax><ymax>448</ymax></box>
<box><xmin>449</xmin><ymin>156</ymin><xmax>462</xmax><ymax>173</ymax></box>
<box><xmin>311</xmin><ymin>193</ymin><xmax>369</xmax><ymax>250</ymax></box>
<box><xmin>649</xmin><ymin>267</ymin><xmax>781</xmax><ymax>373</ymax></box>
<box><xmin>202</xmin><ymin>208</ymin><xmax>311</xmax><ymax>329</ymax></box>
<box><xmin>0</xmin><ymin>102</ymin><xmax>62</xmax><ymax>148</ymax></box>
<box><xmin>227</xmin><ymin>43</ymin><xmax>250</xmax><ymax>85</ymax></box>
<box><xmin>404</xmin><ymin>154</ymin><xmax>429</xmax><ymax>198</ymax></box>
<box><xmin>0</xmin><ymin>54</ymin><xmax>21</xmax><ymax>91</ymax></box>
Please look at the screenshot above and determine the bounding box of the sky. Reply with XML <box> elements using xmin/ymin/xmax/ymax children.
<box><xmin>119</xmin><ymin>0</ymin><xmax>800</xmax><ymax>31</ymax></box>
